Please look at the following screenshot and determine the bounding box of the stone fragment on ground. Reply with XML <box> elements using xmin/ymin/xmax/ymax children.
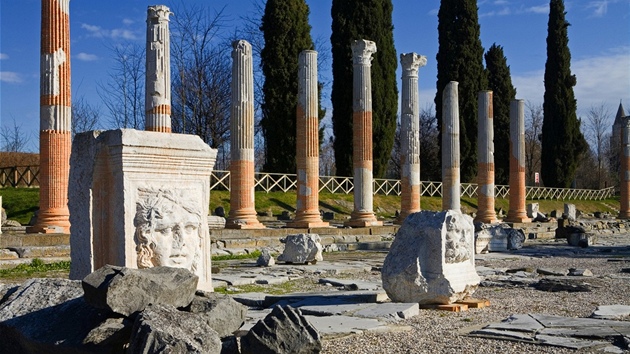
<box><xmin>533</xmin><ymin>277</ymin><xmax>594</xmax><ymax>292</ymax></box>
<box><xmin>128</xmin><ymin>304</ymin><xmax>222</xmax><ymax>354</ymax></box>
<box><xmin>278</xmin><ymin>233</ymin><xmax>323</xmax><ymax>264</ymax></box>
<box><xmin>240</xmin><ymin>305</ymin><xmax>322</xmax><ymax>354</ymax></box>
<box><xmin>183</xmin><ymin>290</ymin><xmax>247</xmax><ymax>338</ymax></box>
<box><xmin>257</xmin><ymin>248</ymin><xmax>275</xmax><ymax>266</ymax></box>
<box><xmin>318</xmin><ymin>278</ymin><xmax>382</xmax><ymax>291</ymax></box>
<box><xmin>591</xmin><ymin>305</ymin><xmax>630</xmax><ymax>320</ymax></box>
<box><xmin>382</xmin><ymin>210</ymin><xmax>480</xmax><ymax>304</ymax></box>
<box><xmin>82</xmin><ymin>265</ymin><xmax>198</xmax><ymax>316</ymax></box>
<box><xmin>469</xmin><ymin>312</ymin><xmax>630</xmax><ymax>352</ymax></box>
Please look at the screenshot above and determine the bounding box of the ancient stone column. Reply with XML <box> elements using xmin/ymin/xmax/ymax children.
<box><xmin>396</xmin><ymin>53</ymin><xmax>427</xmax><ymax>224</ymax></box>
<box><xmin>505</xmin><ymin>100</ymin><xmax>531</xmax><ymax>223</ymax></box>
<box><xmin>29</xmin><ymin>0</ymin><xmax>72</xmax><ymax>234</ymax></box>
<box><xmin>345</xmin><ymin>39</ymin><xmax>382</xmax><ymax>228</ymax></box>
<box><xmin>475</xmin><ymin>91</ymin><xmax>498</xmax><ymax>224</ymax></box>
<box><xmin>287</xmin><ymin>50</ymin><xmax>328</xmax><ymax>228</ymax></box>
<box><xmin>619</xmin><ymin>117</ymin><xmax>630</xmax><ymax>219</ymax></box>
<box><xmin>226</xmin><ymin>40</ymin><xmax>264</xmax><ymax>229</ymax></box>
<box><xmin>442</xmin><ymin>81</ymin><xmax>460</xmax><ymax>211</ymax></box>
<box><xmin>145</xmin><ymin>5</ymin><xmax>172</xmax><ymax>132</ymax></box>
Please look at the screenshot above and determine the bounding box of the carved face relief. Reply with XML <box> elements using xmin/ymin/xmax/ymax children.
<box><xmin>134</xmin><ymin>188</ymin><xmax>202</xmax><ymax>272</ymax></box>
<box><xmin>444</xmin><ymin>214</ymin><xmax>472</xmax><ymax>264</ymax></box>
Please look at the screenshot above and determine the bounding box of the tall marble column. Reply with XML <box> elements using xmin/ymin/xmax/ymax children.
<box><xmin>396</xmin><ymin>53</ymin><xmax>427</xmax><ymax>224</ymax></box>
<box><xmin>619</xmin><ymin>117</ymin><xmax>630</xmax><ymax>219</ymax></box>
<box><xmin>345</xmin><ymin>39</ymin><xmax>382</xmax><ymax>228</ymax></box>
<box><xmin>505</xmin><ymin>99</ymin><xmax>531</xmax><ymax>223</ymax></box>
<box><xmin>226</xmin><ymin>40</ymin><xmax>264</xmax><ymax>229</ymax></box>
<box><xmin>29</xmin><ymin>0</ymin><xmax>72</xmax><ymax>233</ymax></box>
<box><xmin>145</xmin><ymin>5</ymin><xmax>172</xmax><ymax>132</ymax></box>
<box><xmin>287</xmin><ymin>50</ymin><xmax>328</xmax><ymax>228</ymax></box>
<box><xmin>442</xmin><ymin>81</ymin><xmax>460</xmax><ymax>211</ymax></box>
<box><xmin>475</xmin><ymin>91</ymin><xmax>498</xmax><ymax>223</ymax></box>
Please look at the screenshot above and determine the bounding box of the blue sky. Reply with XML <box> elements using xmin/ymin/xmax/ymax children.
<box><xmin>1</xmin><ymin>0</ymin><xmax>629</xmax><ymax>151</ymax></box>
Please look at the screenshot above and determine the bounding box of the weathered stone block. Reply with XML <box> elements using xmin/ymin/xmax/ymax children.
<box><xmin>278</xmin><ymin>234</ymin><xmax>323</xmax><ymax>264</ymax></box>
<box><xmin>564</xmin><ymin>204</ymin><xmax>577</xmax><ymax>221</ymax></box>
<box><xmin>183</xmin><ymin>290</ymin><xmax>247</xmax><ymax>338</ymax></box>
<box><xmin>381</xmin><ymin>210</ymin><xmax>480</xmax><ymax>304</ymax></box>
<box><xmin>82</xmin><ymin>265</ymin><xmax>198</xmax><ymax>317</ymax></box>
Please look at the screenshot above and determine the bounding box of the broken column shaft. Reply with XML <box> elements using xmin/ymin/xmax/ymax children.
<box><xmin>226</xmin><ymin>40</ymin><xmax>264</xmax><ymax>229</ymax></box>
<box><xmin>29</xmin><ymin>0</ymin><xmax>72</xmax><ymax>233</ymax></box>
<box><xmin>287</xmin><ymin>50</ymin><xmax>328</xmax><ymax>228</ymax></box>
<box><xmin>505</xmin><ymin>99</ymin><xmax>531</xmax><ymax>223</ymax></box>
<box><xmin>475</xmin><ymin>91</ymin><xmax>498</xmax><ymax>223</ymax></box>
<box><xmin>397</xmin><ymin>53</ymin><xmax>427</xmax><ymax>223</ymax></box>
<box><xmin>345</xmin><ymin>39</ymin><xmax>382</xmax><ymax>227</ymax></box>
<box><xmin>145</xmin><ymin>5</ymin><xmax>172</xmax><ymax>132</ymax></box>
<box><xmin>442</xmin><ymin>81</ymin><xmax>461</xmax><ymax>211</ymax></box>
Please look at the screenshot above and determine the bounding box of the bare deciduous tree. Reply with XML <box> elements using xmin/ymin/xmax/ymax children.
<box><xmin>1</xmin><ymin>118</ymin><xmax>31</xmax><ymax>152</ymax></box>
<box><xmin>584</xmin><ymin>103</ymin><xmax>612</xmax><ymax>188</ymax></box>
<box><xmin>97</xmin><ymin>43</ymin><xmax>145</xmax><ymax>130</ymax></box>
<box><xmin>170</xmin><ymin>4</ymin><xmax>232</xmax><ymax>170</ymax></box>
<box><xmin>525</xmin><ymin>101</ymin><xmax>543</xmax><ymax>185</ymax></box>
<box><xmin>71</xmin><ymin>96</ymin><xmax>101</xmax><ymax>137</ymax></box>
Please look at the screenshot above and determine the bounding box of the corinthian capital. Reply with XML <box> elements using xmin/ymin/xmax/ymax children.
<box><xmin>352</xmin><ymin>39</ymin><xmax>377</xmax><ymax>66</ymax></box>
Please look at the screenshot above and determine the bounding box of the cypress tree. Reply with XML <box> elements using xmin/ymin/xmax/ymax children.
<box><xmin>435</xmin><ymin>0</ymin><xmax>487</xmax><ymax>183</ymax></box>
<box><xmin>541</xmin><ymin>0</ymin><xmax>587</xmax><ymax>187</ymax></box>
<box><xmin>260</xmin><ymin>0</ymin><xmax>314</xmax><ymax>173</ymax></box>
<box><xmin>485</xmin><ymin>43</ymin><xmax>516</xmax><ymax>185</ymax></box>
<box><xmin>330</xmin><ymin>0</ymin><xmax>398</xmax><ymax>178</ymax></box>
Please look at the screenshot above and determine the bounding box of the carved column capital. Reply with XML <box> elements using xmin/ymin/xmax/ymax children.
<box><xmin>400</xmin><ymin>53</ymin><xmax>427</xmax><ymax>78</ymax></box>
<box><xmin>351</xmin><ymin>39</ymin><xmax>377</xmax><ymax>66</ymax></box>
<box><xmin>147</xmin><ymin>5</ymin><xmax>171</xmax><ymax>22</ymax></box>
<box><xmin>232</xmin><ymin>40</ymin><xmax>252</xmax><ymax>57</ymax></box>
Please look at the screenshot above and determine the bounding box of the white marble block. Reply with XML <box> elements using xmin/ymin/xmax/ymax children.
<box><xmin>69</xmin><ymin>129</ymin><xmax>217</xmax><ymax>291</ymax></box>
<box><xmin>527</xmin><ymin>203</ymin><xmax>539</xmax><ymax>219</ymax></box>
<box><xmin>564</xmin><ymin>203</ymin><xmax>576</xmax><ymax>221</ymax></box>
<box><xmin>382</xmin><ymin>210</ymin><xmax>480</xmax><ymax>304</ymax></box>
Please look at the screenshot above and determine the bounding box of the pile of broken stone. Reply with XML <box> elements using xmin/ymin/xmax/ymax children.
<box><xmin>0</xmin><ymin>265</ymin><xmax>321</xmax><ymax>354</ymax></box>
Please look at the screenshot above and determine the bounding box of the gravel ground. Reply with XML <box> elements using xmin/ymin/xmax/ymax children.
<box><xmin>321</xmin><ymin>243</ymin><xmax>630</xmax><ymax>354</ymax></box>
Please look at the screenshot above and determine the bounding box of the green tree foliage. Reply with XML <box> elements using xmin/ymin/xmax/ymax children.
<box><xmin>541</xmin><ymin>0</ymin><xmax>588</xmax><ymax>187</ymax></box>
<box><xmin>435</xmin><ymin>0</ymin><xmax>487</xmax><ymax>183</ymax></box>
<box><xmin>260</xmin><ymin>0</ymin><xmax>314</xmax><ymax>173</ymax></box>
<box><xmin>484</xmin><ymin>43</ymin><xmax>516</xmax><ymax>185</ymax></box>
<box><xmin>330</xmin><ymin>0</ymin><xmax>398</xmax><ymax>178</ymax></box>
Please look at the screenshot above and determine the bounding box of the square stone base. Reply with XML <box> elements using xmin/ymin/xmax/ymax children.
<box><xmin>344</xmin><ymin>220</ymin><xmax>383</xmax><ymax>228</ymax></box>
<box><xmin>285</xmin><ymin>221</ymin><xmax>330</xmax><ymax>229</ymax></box>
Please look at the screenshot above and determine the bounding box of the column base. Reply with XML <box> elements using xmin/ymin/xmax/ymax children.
<box><xmin>618</xmin><ymin>212</ymin><xmax>630</xmax><ymax>220</ymax></box>
<box><xmin>474</xmin><ymin>214</ymin><xmax>499</xmax><ymax>224</ymax></box>
<box><xmin>225</xmin><ymin>218</ymin><xmax>265</xmax><ymax>229</ymax></box>
<box><xmin>27</xmin><ymin>209</ymin><xmax>70</xmax><ymax>234</ymax></box>
<box><xmin>26</xmin><ymin>225</ymin><xmax>68</xmax><ymax>234</ymax></box>
<box><xmin>344</xmin><ymin>211</ymin><xmax>382</xmax><ymax>228</ymax></box>
<box><xmin>286</xmin><ymin>220</ymin><xmax>330</xmax><ymax>228</ymax></box>
<box><xmin>504</xmin><ymin>214</ymin><xmax>531</xmax><ymax>223</ymax></box>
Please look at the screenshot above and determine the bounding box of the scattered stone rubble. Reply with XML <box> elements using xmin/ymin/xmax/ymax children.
<box><xmin>278</xmin><ymin>234</ymin><xmax>323</xmax><ymax>264</ymax></box>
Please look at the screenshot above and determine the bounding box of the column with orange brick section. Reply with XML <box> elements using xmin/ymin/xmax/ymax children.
<box><xmin>505</xmin><ymin>100</ymin><xmax>531</xmax><ymax>223</ymax></box>
<box><xmin>29</xmin><ymin>0</ymin><xmax>72</xmax><ymax>234</ymax></box>
<box><xmin>145</xmin><ymin>5</ymin><xmax>172</xmax><ymax>132</ymax></box>
<box><xmin>287</xmin><ymin>50</ymin><xmax>328</xmax><ymax>228</ymax></box>
<box><xmin>442</xmin><ymin>81</ymin><xmax>460</xmax><ymax>211</ymax></box>
<box><xmin>619</xmin><ymin>117</ymin><xmax>630</xmax><ymax>219</ymax></box>
<box><xmin>396</xmin><ymin>53</ymin><xmax>427</xmax><ymax>224</ymax></box>
<box><xmin>345</xmin><ymin>39</ymin><xmax>382</xmax><ymax>228</ymax></box>
<box><xmin>475</xmin><ymin>91</ymin><xmax>498</xmax><ymax>224</ymax></box>
<box><xmin>226</xmin><ymin>40</ymin><xmax>264</xmax><ymax>229</ymax></box>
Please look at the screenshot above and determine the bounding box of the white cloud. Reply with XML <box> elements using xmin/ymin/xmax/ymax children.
<box><xmin>512</xmin><ymin>46</ymin><xmax>630</xmax><ymax>117</ymax></box>
<box><xmin>587</xmin><ymin>0</ymin><xmax>608</xmax><ymax>17</ymax></box>
<box><xmin>0</xmin><ymin>71</ymin><xmax>23</xmax><ymax>83</ymax></box>
<box><xmin>0</xmin><ymin>53</ymin><xmax>8</xmax><ymax>60</ymax></box>
<box><xmin>76</xmin><ymin>52</ymin><xmax>98</xmax><ymax>61</ymax></box>
<box><xmin>81</xmin><ymin>23</ymin><xmax>140</xmax><ymax>41</ymax></box>
<box><xmin>122</xmin><ymin>18</ymin><xmax>135</xmax><ymax>25</ymax></box>
<box><xmin>526</xmin><ymin>4</ymin><xmax>549</xmax><ymax>14</ymax></box>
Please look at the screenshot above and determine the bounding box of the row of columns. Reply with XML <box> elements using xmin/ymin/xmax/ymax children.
<box><xmin>33</xmin><ymin>0</ymin><xmax>630</xmax><ymax>234</ymax></box>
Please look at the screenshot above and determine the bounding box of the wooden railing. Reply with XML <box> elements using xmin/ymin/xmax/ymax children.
<box><xmin>1</xmin><ymin>166</ymin><xmax>616</xmax><ymax>201</ymax></box>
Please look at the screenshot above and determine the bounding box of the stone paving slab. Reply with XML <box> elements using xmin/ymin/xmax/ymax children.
<box><xmin>536</xmin><ymin>334</ymin><xmax>611</xmax><ymax>350</ymax></box>
<box><xmin>486</xmin><ymin>314</ymin><xmax>544</xmax><ymax>332</ymax></box>
<box><xmin>304</xmin><ymin>315</ymin><xmax>400</xmax><ymax>338</ymax></box>
<box><xmin>591</xmin><ymin>305</ymin><xmax>630</xmax><ymax>319</ymax></box>
<box><xmin>263</xmin><ymin>290</ymin><xmax>389</xmax><ymax>308</ymax></box>
<box><xmin>319</xmin><ymin>278</ymin><xmax>382</xmax><ymax>291</ymax></box>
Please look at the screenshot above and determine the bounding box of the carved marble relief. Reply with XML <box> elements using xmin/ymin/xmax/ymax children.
<box><xmin>444</xmin><ymin>214</ymin><xmax>472</xmax><ymax>264</ymax></box>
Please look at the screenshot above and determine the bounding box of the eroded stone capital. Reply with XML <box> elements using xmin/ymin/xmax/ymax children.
<box><xmin>147</xmin><ymin>5</ymin><xmax>172</xmax><ymax>22</ymax></box>
<box><xmin>232</xmin><ymin>40</ymin><xmax>251</xmax><ymax>57</ymax></box>
<box><xmin>351</xmin><ymin>39</ymin><xmax>377</xmax><ymax>66</ymax></box>
<box><xmin>400</xmin><ymin>53</ymin><xmax>427</xmax><ymax>77</ymax></box>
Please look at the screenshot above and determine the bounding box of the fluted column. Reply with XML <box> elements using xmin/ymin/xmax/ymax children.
<box><xmin>505</xmin><ymin>99</ymin><xmax>531</xmax><ymax>223</ymax></box>
<box><xmin>396</xmin><ymin>53</ymin><xmax>427</xmax><ymax>224</ymax></box>
<box><xmin>145</xmin><ymin>5</ymin><xmax>172</xmax><ymax>132</ymax></box>
<box><xmin>287</xmin><ymin>50</ymin><xmax>328</xmax><ymax>228</ymax></box>
<box><xmin>475</xmin><ymin>91</ymin><xmax>498</xmax><ymax>223</ymax></box>
<box><xmin>619</xmin><ymin>117</ymin><xmax>630</xmax><ymax>219</ymax></box>
<box><xmin>442</xmin><ymin>81</ymin><xmax>460</xmax><ymax>211</ymax></box>
<box><xmin>345</xmin><ymin>40</ymin><xmax>382</xmax><ymax>228</ymax></box>
<box><xmin>29</xmin><ymin>0</ymin><xmax>72</xmax><ymax>234</ymax></box>
<box><xmin>226</xmin><ymin>40</ymin><xmax>264</xmax><ymax>229</ymax></box>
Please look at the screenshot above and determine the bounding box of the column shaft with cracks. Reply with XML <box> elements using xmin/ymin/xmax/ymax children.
<box><xmin>475</xmin><ymin>91</ymin><xmax>498</xmax><ymax>223</ymax></box>
<box><xmin>505</xmin><ymin>99</ymin><xmax>531</xmax><ymax>223</ymax></box>
<box><xmin>145</xmin><ymin>5</ymin><xmax>172</xmax><ymax>132</ymax></box>
<box><xmin>442</xmin><ymin>81</ymin><xmax>460</xmax><ymax>211</ymax></box>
